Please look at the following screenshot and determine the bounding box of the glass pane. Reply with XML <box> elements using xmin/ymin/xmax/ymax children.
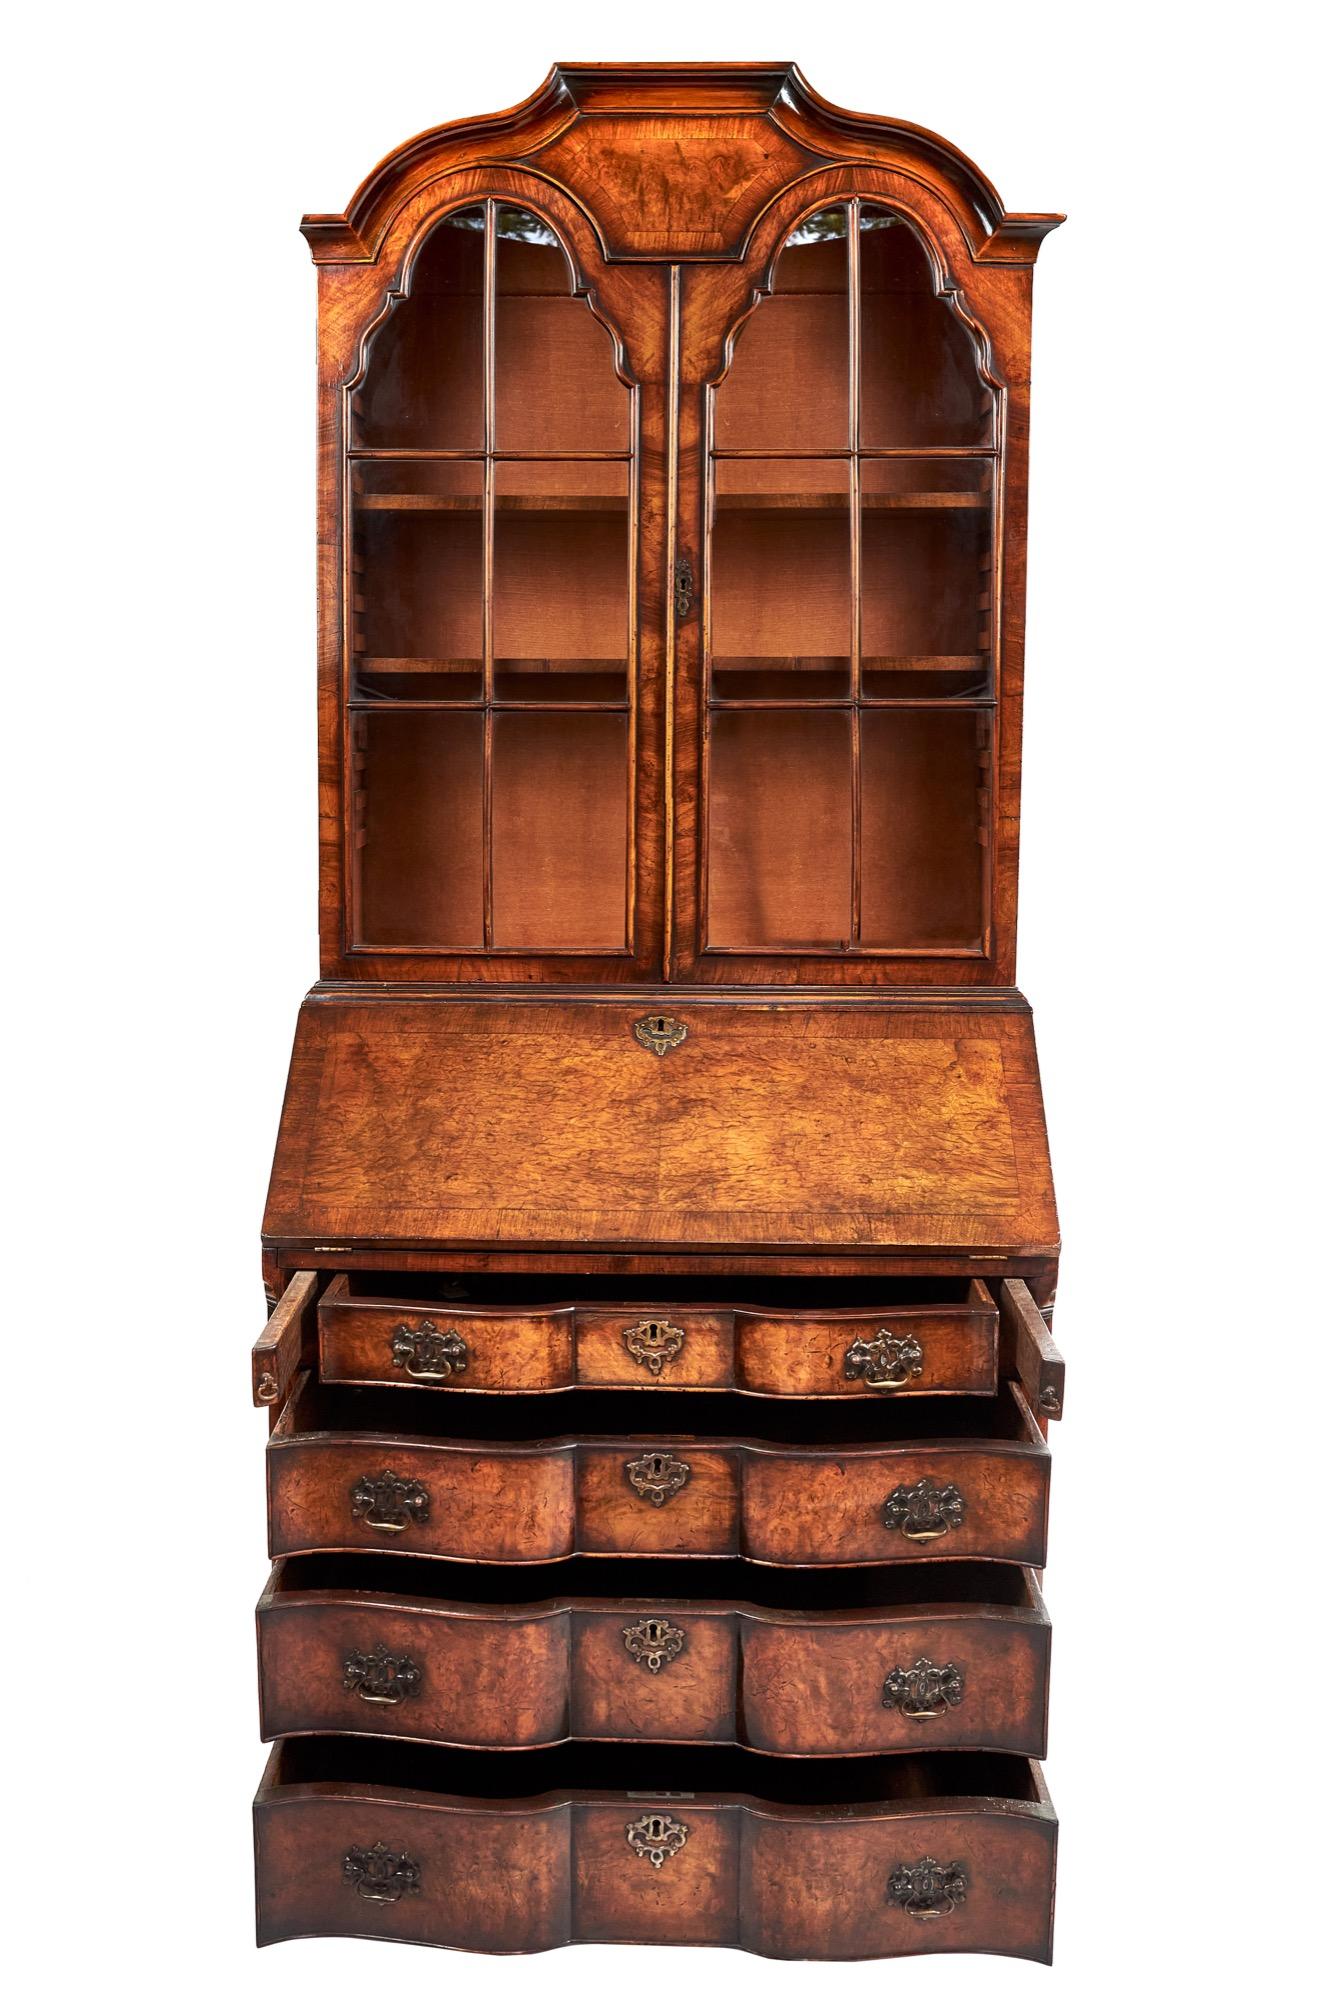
<box><xmin>351</xmin><ymin>208</ymin><xmax>484</xmax><ymax>448</ymax></box>
<box><xmin>495</xmin><ymin>206</ymin><xmax>629</xmax><ymax>453</ymax></box>
<box><xmin>860</xmin><ymin>458</ymin><xmax>992</xmax><ymax>668</ymax></box>
<box><xmin>860</xmin><ymin>208</ymin><xmax>992</xmax><ymax>447</ymax></box>
<box><xmin>492</xmin><ymin>712</ymin><xmax>628</xmax><ymax>947</ymax></box>
<box><xmin>352</xmin><ymin>460</ymin><xmax>483</xmax><ymax>696</ymax></box>
<box><xmin>493</xmin><ymin>461</ymin><xmax>628</xmax><ymax>693</ymax></box>
<box><xmin>711</xmin><ymin>459</ymin><xmax>850</xmax><ymax>692</ymax></box>
<box><xmin>714</xmin><ymin>209</ymin><xmax>849</xmax><ymax>450</ymax></box>
<box><xmin>860</xmin><ymin>710</ymin><xmax>987</xmax><ymax>947</ymax></box>
<box><xmin>353</xmin><ymin>710</ymin><xmax>484</xmax><ymax>948</ymax></box>
<box><xmin>707</xmin><ymin>709</ymin><xmax>852</xmax><ymax>948</ymax></box>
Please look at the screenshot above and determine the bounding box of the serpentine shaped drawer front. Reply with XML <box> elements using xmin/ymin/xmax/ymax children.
<box><xmin>266</xmin><ymin>1375</ymin><xmax>1048</xmax><ymax>1568</ymax></box>
<box><xmin>256</xmin><ymin>1558</ymin><xmax>1050</xmax><ymax>1758</ymax></box>
<box><xmin>316</xmin><ymin>1276</ymin><xmax>997</xmax><ymax>1399</ymax></box>
<box><xmin>254</xmin><ymin>1740</ymin><xmax>1057</xmax><ymax>1961</ymax></box>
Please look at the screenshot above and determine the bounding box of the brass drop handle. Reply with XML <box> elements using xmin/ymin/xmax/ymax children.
<box><xmin>344</xmin><ymin>1842</ymin><xmax>422</xmax><ymax>1903</ymax></box>
<box><xmin>882</xmin><ymin>1657</ymin><xmax>964</xmax><ymax>1720</ymax></box>
<box><xmin>344</xmin><ymin>1644</ymin><xmax>423</xmax><ymax>1705</ymax></box>
<box><xmin>844</xmin><ymin>1329</ymin><xmax>925</xmax><ymax>1392</ymax></box>
<box><xmin>674</xmin><ymin>554</ymin><xmax>694</xmax><ymax>618</ymax></box>
<box><xmin>887</xmin><ymin>1858</ymin><xmax>969</xmax><ymax>1920</ymax></box>
<box><xmin>390</xmin><ymin>1319</ymin><xmax>469</xmax><ymax>1382</ymax></box>
<box><xmin>350</xmin><ymin>1469</ymin><xmax>431</xmax><ymax>1536</ymax></box>
<box><xmin>882</xmin><ymin>1477</ymin><xmax>965</xmax><ymax>1542</ymax></box>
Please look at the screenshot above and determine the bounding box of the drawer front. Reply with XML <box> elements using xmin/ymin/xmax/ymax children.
<box><xmin>268</xmin><ymin>1438</ymin><xmax>576</xmax><ymax>1563</ymax></box>
<box><xmin>739</xmin><ymin>1610</ymin><xmax>1048</xmax><ymax>1757</ymax></box>
<box><xmin>576</xmin><ymin>1444</ymin><xmax>737</xmax><ymax>1555</ymax></box>
<box><xmin>742</xmin><ymin>1445</ymin><xmax>1049</xmax><ymax>1568</ymax></box>
<box><xmin>317</xmin><ymin>1281</ymin><xmax>995</xmax><ymax>1399</ymax></box>
<box><xmin>269</xmin><ymin>1426</ymin><xmax>1046</xmax><ymax>1568</ymax></box>
<box><xmin>570</xmin><ymin>1607</ymin><xmax>738</xmax><ymax>1743</ymax></box>
<box><xmin>269</xmin><ymin>1377</ymin><xmax>1047</xmax><ymax>1567</ymax></box>
<box><xmin>735</xmin><ymin>1304</ymin><xmax>996</xmax><ymax>1398</ymax></box>
<box><xmin>257</xmin><ymin>1576</ymin><xmax>1048</xmax><ymax>1758</ymax></box>
<box><xmin>740</xmin><ymin>1807</ymin><xmax>1056</xmax><ymax>1961</ymax></box>
<box><xmin>319</xmin><ymin>1279</ymin><xmax>574</xmax><ymax>1392</ymax></box>
<box><xmin>255</xmin><ymin>1753</ymin><xmax>1056</xmax><ymax>1961</ymax></box>
<box><xmin>256</xmin><ymin>1791</ymin><xmax>571</xmax><ymax>1954</ymax></box>
<box><xmin>258</xmin><ymin>1598</ymin><xmax>570</xmax><ymax>1749</ymax></box>
<box><xmin>575</xmin><ymin>1307</ymin><xmax>733</xmax><ymax>1388</ymax></box>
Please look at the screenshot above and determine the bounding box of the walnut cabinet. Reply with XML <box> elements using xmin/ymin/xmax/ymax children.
<box><xmin>253</xmin><ymin>63</ymin><xmax>1064</xmax><ymax>1964</ymax></box>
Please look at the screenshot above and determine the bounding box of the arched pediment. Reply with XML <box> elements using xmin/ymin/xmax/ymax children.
<box><xmin>301</xmin><ymin>64</ymin><xmax>1062</xmax><ymax>267</ymax></box>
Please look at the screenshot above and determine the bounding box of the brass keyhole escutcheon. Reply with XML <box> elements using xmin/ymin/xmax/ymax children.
<box><xmin>622</xmin><ymin>1317</ymin><xmax>687</xmax><ymax>1375</ymax></box>
<box><xmin>625</xmin><ymin>1449</ymin><xmax>691</xmax><ymax>1507</ymax></box>
<box><xmin>633</xmin><ymin>1013</ymin><xmax>687</xmax><ymax>1057</ymax></box>
<box><xmin>623</xmin><ymin>1615</ymin><xmax>686</xmax><ymax>1674</ymax></box>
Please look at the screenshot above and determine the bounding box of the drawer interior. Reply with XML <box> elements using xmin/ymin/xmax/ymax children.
<box><xmin>266</xmin><ymin>1552</ymin><xmax>1040</xmax><ymax>1612</ymax></box>
<box><xmin>333</xmin><ymin>1272</ymin><xmax>983</xmax><ymax>1310</ymax></box>
<box><xmin>263</xmin><ymin>1734</ymin><xmax>1045</xmax><ymax>1807</ymax></box>
<box><xmin>278</xmin><ymin>1374</ymin><xmax>1039</xmax><ymax>1447</ymax></box>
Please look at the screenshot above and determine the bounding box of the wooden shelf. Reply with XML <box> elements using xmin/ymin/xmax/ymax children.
<box><xmin>357</xmin><ymin>658</ymin><xmax>481</xmax><ymax>674</ymax></box>
<box><xmin>713</xmin><ymin>655</ymin><xmax>849</xmax><ymax>674</ymax></box>
<box><xmin>864</xmin><ymin>492</ymin><xmax>986</xmax><ymax>510</ymax></box>
<box><xmin>707</xmin><ymin>697</ymin><xmax>994</xmax><ymax>711</ymax></box>
<box><xmin>864</xmin><ymin>655</ymin><xmax>988</xmax><ymax>672</ymax></box>
<box><xmin>359</xmin><ymin>491</ymin><xmax>979</xmax><ymax>517</ymax></box>
<box><xmin>357</xmin><ymin>657</ymin><xmax>624</xmax><ymax>675</ymax></box>
<box><xmin>713</xmin><ymin>655</ymin><xmax>986</xmax><ymax>673</ymax></box>
<box><xmin>715</xmin><ymin>492</ymin><xmax>986</xmax><ymax>513</ymax></box>
<box><xmin>356</xmin><ymin>494</ymin><xmax>628</xmax><ymax>513</ymax></box>
<box><xmin>351</xmin><ymin>698</ymin><xmax>629</xmax><ymax>713</ymax></box>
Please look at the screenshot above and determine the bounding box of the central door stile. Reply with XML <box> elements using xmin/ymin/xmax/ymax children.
<box><xmin>669</xmin><ymin>260</ymin><xmax>714</xmax><ymax>981</ymax></box>
<box><xmin>663</xmin><ymin>263</ymin><xmax>681</xmax><ymax>979</ymax></box>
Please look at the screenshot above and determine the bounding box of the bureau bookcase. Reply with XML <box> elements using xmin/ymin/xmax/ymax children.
<box><xmin>253</xmin><ymin>63</ymin><xmax>1064</xmax><ymax>1962</ymax></box>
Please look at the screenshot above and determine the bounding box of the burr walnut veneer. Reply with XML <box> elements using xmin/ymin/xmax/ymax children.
<box><xmin>253</xmin><ymin>63</ymin><xmax>1063</xmax><ymax>1964</ymax></box>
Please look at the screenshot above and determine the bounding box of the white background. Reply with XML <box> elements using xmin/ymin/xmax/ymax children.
<box><xmin>7</xmin><ymin>2</ymin><xmax>1326</xmax><ymax>1992</ymax></box>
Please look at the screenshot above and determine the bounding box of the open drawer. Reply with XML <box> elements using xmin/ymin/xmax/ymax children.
<box><xmin>267</xmin><ymin>1376</ymin><xmax>1049</xmax><ymax>1568</ymax></box>
<box><xmin>255</xmin><ymin>1738</ymin><xmax>1057</xmax><ymax>1961</ymax></box>
<box><xmin>258</xmin><ymin>1555</ymin><xmax>1049</xmax><ymax>1758</ymax></box>
<box><xmin>317</xmin><ymin>1272</ymin><xmax>999</xmax><ymax>1399</ymax></box>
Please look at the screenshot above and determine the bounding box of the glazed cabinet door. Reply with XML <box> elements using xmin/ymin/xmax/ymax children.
<box><xmin>321</xmin><ymin>179</ymin><xmax>670</xmax><ymax>980</ymax></box>
<box><xmin>671</xmin><ymin>185</ymin><xmax>1022</xmax><ymax>984</ymax></box>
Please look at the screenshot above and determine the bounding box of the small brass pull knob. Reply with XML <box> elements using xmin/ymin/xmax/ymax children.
<box><xmin>844</xmin><ymin>1329</ymin><xmax>925</xmax><ymax>1392</ymax></box>
<box><xmin>390</xmin><ymin>1319</ymin><xmax>469</xmax><ymax>1382</ymax></box>
<box><xmin>882</xmin><ymin>1477</ymin><xmax>965</xmax><ymax>1542</ymax></box>
<box><xmin>350</xmin><ymin>1468</ymin><xmax>431</xmax><ymax>1536</ymax></box>
<box><xmin>882</xmin><ymin>1657</ymin><xmax>964</xmax><ymax>1720</ymax></box>
<box><xmin>887</xmin><ymin>1857</ymin><xmax>968</xmax><ymax>1920</ymax></box>
<box><xmin>255</xmin><ymin>1371</ymin><xmax>280</xmax><ymax>1405</ymax></box>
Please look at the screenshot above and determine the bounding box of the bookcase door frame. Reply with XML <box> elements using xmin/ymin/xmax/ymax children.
<box><xmin>670</xmin><ymin>165</ymin><xmax>1030</xmax><ymax>988</ymax></box>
